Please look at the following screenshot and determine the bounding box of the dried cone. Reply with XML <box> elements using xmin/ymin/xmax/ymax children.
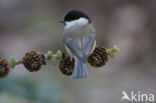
<box><xmin>88</xmin><ymin>46</ymin><xmax>108</xmax><ymax>67</ymax></box>
<box><xmin>23</xmin><ymin>51</ymin><xmax>44</xmax><ymax>72</ymax></box>
<box><xmin>59</xmin><ymin>53</ymin><xmax>75</xmax><ymax>75</ymax></box>
<box><xmin>0</xmin><ymin>58</ymin><xmax>10</xmax><ymax>78</ymax></box>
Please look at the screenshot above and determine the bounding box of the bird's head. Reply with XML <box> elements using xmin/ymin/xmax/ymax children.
<box><xmin>60</xmin><ymin>10</ymin><xmax>91</xmax><ymax>28</ymax></box>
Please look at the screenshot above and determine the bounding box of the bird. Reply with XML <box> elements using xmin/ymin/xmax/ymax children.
<box><xmin>60</xmin><ymin>10</ymin><xmax>96</xmax><ymax>79</ymax></box>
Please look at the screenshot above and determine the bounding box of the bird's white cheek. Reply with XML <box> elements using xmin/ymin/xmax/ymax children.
<box><xmin>78</xmin><ymin>18</ymin><xmax>89</xmax><ymax>25</ymax></box>
<box><xmin>65</xmin><ymin>21</ymin><xmax>77</xmax><ymax>29</ymax></box>
<box><xmin>65</xmin><ymin>17</ymin><xmax>89</xmax><ymax>29</ymax></box>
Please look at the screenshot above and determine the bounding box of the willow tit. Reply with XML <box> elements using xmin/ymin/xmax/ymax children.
<box><xmin>60</xmin><ymin>10</ymin><xmax>96</xmax><ymax>79</ymax></box>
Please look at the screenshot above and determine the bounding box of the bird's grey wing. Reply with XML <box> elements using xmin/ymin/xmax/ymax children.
<box><xmin>64</xmin><ymin>38</ymin><xmax>84</xmax><ymax>60</ymax></box>
<box><xmin>82</xmin><ymin>34</ymin><xmax>96</xmax><ymax>60</ymax></box>
<box><xmin>63</xmin><ymin>34</ymin><xmax>96</xmax><ymax>62</ymax></box>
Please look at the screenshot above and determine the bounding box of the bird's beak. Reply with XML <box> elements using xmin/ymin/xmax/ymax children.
<box><xmin>59</xmin><ymin>19</ymin><xmax>65</xmax><ymax>23</ymax></box>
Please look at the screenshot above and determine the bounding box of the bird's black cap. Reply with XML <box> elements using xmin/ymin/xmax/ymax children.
<box><xmin>63</xmin><ymin>10</ymin><xmax>91</xmax><ymax>23</ymax></box>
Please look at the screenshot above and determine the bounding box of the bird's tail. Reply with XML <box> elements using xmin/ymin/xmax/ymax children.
<box><xmin>72</xmin><ymin>58</ymin><xmax>88</xmax><ymax>79</ymax></box>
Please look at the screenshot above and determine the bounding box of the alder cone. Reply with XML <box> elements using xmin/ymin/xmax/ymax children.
<box><xmin>88</xmin><ymin>46</ymin><xmax>108</xmax><ymax>67</ymax></box>
<box><xmin>59</xmin><ymin>53</ymin><xmax>75</xmax><ymax>76</ymax></box>
<box><xmin>0</xmin><ymin>58</ymin><xmax>10</xmax><ymax>78</ymax></box>
<box><xmin>23</xmin><ymin>51</ymin><xmax>44</xmax><ymax>72</ymax></box>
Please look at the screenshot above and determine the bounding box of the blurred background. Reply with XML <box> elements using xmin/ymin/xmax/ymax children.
<box><xmin>0</xmin><ymin>0</ymin><xmax>156</xmax><ymax>103</ymax></box>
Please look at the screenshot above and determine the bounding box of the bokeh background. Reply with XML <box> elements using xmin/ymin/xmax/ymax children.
<box><xmin>0</xmin><ymin>0</ymin><xmax>156</xmax><ymax>103</ymax></box>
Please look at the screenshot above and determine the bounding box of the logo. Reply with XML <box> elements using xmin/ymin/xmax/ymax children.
<box><xmin>121</xmin><ymin>91</ymin><xmax>155</xmax><ymax>102</ymax></box>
